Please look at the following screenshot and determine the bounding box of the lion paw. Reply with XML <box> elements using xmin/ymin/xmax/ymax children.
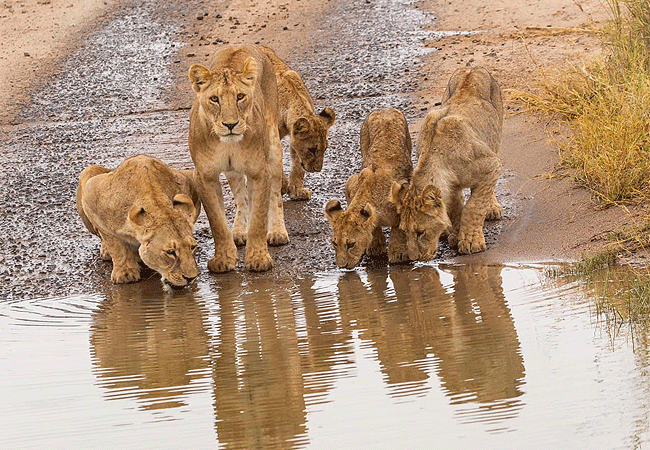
<box><xmin>245</xmin><ymin>249</ymin><xmax>273</xmax><ymax>272</ymax></box>
<box><xmin>208</xmin><ymin>255</ymin><xmax>237</xmax><ymax>273</ymax></box>
<box><xmin>99</xmin><ymin>243</ymin><xmax>112</xmax><ymax>261</ymax></box>
<box><xmin>287</xmin><ymin>185</ymin><xmax>311</xmax><ymax>201</ymax></box>
<box><xmin>267</xmin><ymin>230</ymin><xmax>289</xmax><ymax>246</ymax></box>
<box><xmin>111</xmin><ymin>266</ymin><xmax>141</xmax><ymax>284</ymax></box>
<box><xmin>388</xmin><ymin>250</ymin><xmax>411</xmax><ymax>264</ymax></box>
<box><xmin>486</xmin><ymin>195</ymin><xmax>503</xmax><ymax>221</ymax></box>
<box><xmin>233</xmin><ymin>230</ymin><xmax>247</xmax><ymax>247</ymax></box>
<box><xmin>208</xmin><ymin>244</ymin><xmax>238</xmax><ymax>273</ymax></box>
<box><xmin>457</xmin><ymin>234</ymin><xmax>486</xmax><ymax>254</ymax></box>
<box><xmin>447</xmin><ymin>233</ymin><xmax>459</xmax><ymax>248</ymax></box>
<box><xmin>485</xmin><ymin>204</ymin><xmax>503</xmax><ymax>221</ymax></box>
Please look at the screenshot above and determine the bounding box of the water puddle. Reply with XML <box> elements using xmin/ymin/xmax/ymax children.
<box><xmin>2</xmin><ymin>263</ymin><xmax>649</xmax><ymax>448</ymax></box>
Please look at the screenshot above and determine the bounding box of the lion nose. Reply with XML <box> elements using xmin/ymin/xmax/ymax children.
<box><xmin>223</xmin><ymin>121</ymin><xmax>239</xmax><ymax>132</ymax></box>
<box><xmin>183</xmin><ymin>275</ymin><xmax>197</xmax><ymax>284</ymax></box>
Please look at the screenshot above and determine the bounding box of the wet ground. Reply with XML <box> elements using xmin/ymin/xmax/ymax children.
<box><xmin>0</xmin><ymin>0</ymin><xmax>499</xmax><ymax>299</ymax></box>
<box><xmin>3</xmin><ymin>0</ymin><xmax>650</xmax><ymax>448</ymax></box>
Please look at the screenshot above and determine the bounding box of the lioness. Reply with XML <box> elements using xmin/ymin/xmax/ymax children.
<box><xmin>391</xmin><ymin>67</ymin><xmax>503</xmax><ymax>259</ymax></box>
<box><xmin>261</xmin><ymin>46</ymin><xmax>336</xmax><ymax>201</ymax></box>
<box><xmin>76</xmin><ymin>155</ymin><xmax>201</xmax><ymax>287</ymax></box>
<box><xmin>188</xmin><ymin>44</ymin><xmax>288</xmax><ymax>273</ymax></box>
<box><xmin>325</xmin><ymin>108</ymin><xmax>413</xmax><ymax>269</ymax></box>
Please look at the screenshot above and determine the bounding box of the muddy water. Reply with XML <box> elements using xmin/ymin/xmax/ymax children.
<box><xmin>2</xmin><ymin>263</ymin><xmax>649</xmax><ymax>449</ymax></box>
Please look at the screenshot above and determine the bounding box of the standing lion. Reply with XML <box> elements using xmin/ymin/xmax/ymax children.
<box><xmin>188</xmin><ymin>45</ymin><xmax>288</xmax><ymax>273</ymax></box>
<box><xmin>391</xmin><ymin>67</ymin><xmax>503</xmax><ymax>259</ymax></box>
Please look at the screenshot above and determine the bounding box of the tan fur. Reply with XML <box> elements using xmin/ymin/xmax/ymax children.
<box><xmin>76</xmin><ymin>155</ymin><xmax>201</xmax><ymax>287</ymax></box>
<box><xmin>188</xmin><ymin>44</ymin><xmax>288</xmax><ymax>273</ymax></box>
<box><xmin>391</xmin><ymin>67</ymin><xmax>503</xmax><ymax>259</ymax></box>
<box><xmin>261</xmin><ymin>46</ymin><xmax>336</xmax><ymax>201</ymax></box>
<box><xmin>325</xmin><ymin>108</ymin><xmax>413</xmax><ymax>268</ymax></box>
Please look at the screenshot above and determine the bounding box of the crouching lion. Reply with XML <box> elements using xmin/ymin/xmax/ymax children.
<box><xmin>76</xmin><ymin>154</ymin><xmax>201</xmax><ymax>287</ymax></box>
<box><xmin>391</xmin><ymin>67</ymin><xmax>503</xmax><ymax>259</ymax></box>
<box><xmin>188</xmin><ymin>44</ymin><xmax>288</xmax><ymax>273</ymax></box>
<box><xmin>325</xmin><ymin>108</ymin><xmax>413</xmax><ymax>269</ymax></box>
<box><xmin>261</xmin><ymin>46</ymin><xmax>336</xmax><ymax>201</ymax></box>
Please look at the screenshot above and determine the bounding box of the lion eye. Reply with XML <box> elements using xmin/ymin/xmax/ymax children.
<box><xmin>209</xmin><ymin>95</ymin><xmax>220</xmax><ymax>104</ymax></box>
<box><xmin>191</xmin><ymin>244</ymin><xmax>198</xmax><ymax>253</ymax></box>
<box><xmin>166</xmin><ymin>249</ymin><xmax>177</xmax><ymax>258</ymax></box>
<box><xmin>236</xmin><ymin>93</ymin><xmax>245</xmax><ymax>101</ymax></box>
<box><xmin>308</xmin><ymin>147</ymin><xmax>318</xmax><ymax>155</ymax></box>
<box><xmin>332</xmin><ymin>240</ymin><xmax>338</xmax><ymax>249</ymax></box>
<box><xmin>416</xmin><ymin>230</ymin><xmax>425</xmax><ymax>239</ymax></box>
<box><xmin>347</xmin><ymin>242</ymin><xmax>356</xmax><ymax>251</ymax></box>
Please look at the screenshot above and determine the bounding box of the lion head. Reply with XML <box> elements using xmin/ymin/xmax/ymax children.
<box><xmin>129</xmin><ymin>193</ymin><xmax>199</xmax><ymax>288</ymax></box>
<box><xmin>188</xmin><ymin>58</ymin><xmax>259</xmax><ymax>144</ymax></box>
<box><xmin>290</xmin><ymin>107</ymin><xmax>335</xmax><ymax>172</ymax></box>
<box><xmin>324</xmin><ymin>198</ymin><xmax>378</xmax><ymax>269</ymax></box>
<box><xmin>390</xmin><ymin>182</ymin><xmax>451</xmax><ymax>261</ymax></box>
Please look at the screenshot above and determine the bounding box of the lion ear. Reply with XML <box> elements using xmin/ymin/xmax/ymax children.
<box><xmin>240</xmin><ymin>57</ymin><xmax>258</xmax><ymax>86</ymax></box>
<box><xmin>390</xmin><ymin>181</ymin><xmax>408</xmax><ymax>207</ymax></box>
<box><xmin>319</xmin><ymin>107</ymin><xmax>336</xmax><ymax>129</ymax></box>
<box><xmin>173</xmin><ymin>193</ymin><xmax>197</xmax><ymax>224</ymax></box>
<box><xmin>324</xmin><ymin>199</ymin><xmax>344</xmax><ymax>223</ymax></box>
<box><xmin>128</xmin><ymin>204</ymin><xmax>147</xmax><ymax>229</ymax></box>
<box><xmin>421</xmin><ymin>184</ymin><xmax>444</xmax><ymax>212</ymax></box>
<box><xmin>292</xmin><ymin>117</ymin><xmax>311</xmax><ymax>137</ymax></box>
<box><xmin>189</xmin><ymin>64</ymin><xmax>212</xmax><ymax>93</ymax></box>
<box><xmin>360</xmin><ymin>203</ymin><xmax>376</xmax><ymax>221</ymax></box>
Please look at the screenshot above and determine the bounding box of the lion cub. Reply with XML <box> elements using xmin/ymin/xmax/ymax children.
<box><xmin>325</xmin><ymin>108</ymin><xmax>413</xmax><ymax>269</ymax></box>
<box><xmin>391</xmin><ymin>67</ymin><xmax>503</xmax><ymax>259</ymax></box>
<box><xmin>261</xmin><ymin>46</ymin><xmax>336</xmax><ymax>200</ymax></box>
<box><xmin>76</xmin><ymin>155</ymin><xmax>201</xmax><ymax>287</ymax></box>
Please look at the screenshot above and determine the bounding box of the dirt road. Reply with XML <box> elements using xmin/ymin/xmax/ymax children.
<box><xmin>0</xmin><ymin>0</ymin><xmax>637</xmax><ymax>299</ymax></box>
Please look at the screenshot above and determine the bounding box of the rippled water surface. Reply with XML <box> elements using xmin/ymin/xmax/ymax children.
<box><xmin>2</xmin><ymin>264</ymin><xmax>650</xmax><ymax>449</ymax></box>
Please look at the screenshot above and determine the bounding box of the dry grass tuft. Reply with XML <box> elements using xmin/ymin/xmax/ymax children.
<box><xmin>511</xmin><ymin>0</ymin><xmax>650</xmax><ymax>204</ymax></box>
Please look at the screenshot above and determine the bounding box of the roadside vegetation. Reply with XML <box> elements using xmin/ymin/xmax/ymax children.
<box><xmin>512</xmin><ymin>0</ymin><xmax>650</xmax><ymax>204</ymax></box>
<box><xmin>520</xmin><ymin>0</ymin><xmax>650</xmax><ymax>328</ymax></box>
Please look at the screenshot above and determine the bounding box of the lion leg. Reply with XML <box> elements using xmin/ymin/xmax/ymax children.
<box><xmin>457</xmin><ymin>181</ymin><xmax>496</xmax><ymax>255</ymax></box>
<box><xmin>97</xmin><ymin>231</ymin><xmax>112</xmax><ymax>261</ymax></box>
<box><xmin>367</xmin><ymin>227</ymin><xmax>387</xmax><ymax>256</ymax></box>
<box><xmin>446</xmin><ymin>188</ymin><xmax>465</xmax><ymax>249</ymax></box>
<box><xmin>102</xmin><ymin>234</ymin><xmax>141</xmax><ymax>284</ymax></box>
<box><xmin>267</xmin><ymin>130</ymin><xmax>290</xmax><ymax>246</ymax></box>
<box><xmin>287</xmin><ymin>146</ymin><xmax>311</xmax><ymax>201</ymax></box>
<box><xmin>225</xmin><ymin>171</ymin><xmax>250</xmax><ymax>246</ymax></box>
<box><xmin>485</xmin><ymin>193</ymin><xmax>503</xmax><ymax>221</ymax></box>
<box><xmin>77</xmin><ymin>164</ymin><xmax>111</xmax><ymax>237</ymax></box>
<box><xmin>388</xmin><ymin>227</ymin><xmax>410</xmax><ymax>263</ymax></box>
<box><xmin>197</xmin><ymin>174</ymin><xmax>238</xmax><ymax>273</ymax></box>
<box><xmin>245</xmin><ymin>172</ymin><xmax>273</xmax><ymax>271</ymax></box>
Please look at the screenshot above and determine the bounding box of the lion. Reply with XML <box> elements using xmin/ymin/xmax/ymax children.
<box><xmin>390</xmin><ymin>67</ymin><xmax>503</xmax><ymax>259</ymax></box>
<box><xmin>188</xmin><ymin>44</ymin><xmax>288</xmax><ymax>273</ymax></box>
<box><xmin>261</xmin><ymin>46</ymin><xmax>336</xmax><ymax>201</ymax></box>
<box><xmin>76</xmin><ymin>154</ymin><xmax>201</xmax><ymax>287</ymax></box>
<box><xmin>324</xmin><ymin>108</ymin><xmax>413</xmax><ymax>269</ymax></box>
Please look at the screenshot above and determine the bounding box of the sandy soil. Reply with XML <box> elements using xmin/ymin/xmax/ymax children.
<box><xmin>2</xmin><ymin>0</ymin><xmax>643</xmax><ymax>269</ymax></box>
<box><xmin>0</xmin><ymin>0</ymin><xmax>116</xmax><ymax>124</ymax></box>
